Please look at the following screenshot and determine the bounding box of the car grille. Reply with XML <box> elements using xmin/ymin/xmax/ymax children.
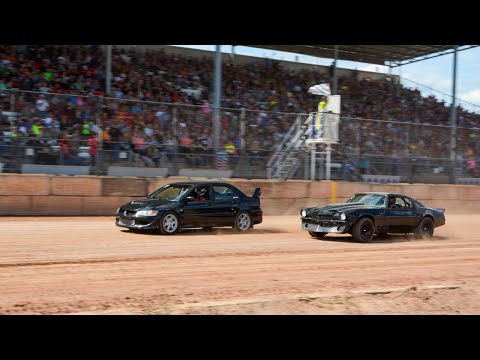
<box><xmin>305</xmin><ymin>217</ymin><xmax>343</xmax><ymax>225</ymax></box>
<box><xmin>120</xmin><ymin>219</ymin><xmax>135</xmax><ymax>226</ymax></box>
<box><xmin>134</xmin><ymin>219</ymin><xmax>151</xmax><ymax>226</ymax></box>
<box><xmin>312</xmin><ymin>215</ymin><xmax>336</xmax><ymax>220</ymax></box>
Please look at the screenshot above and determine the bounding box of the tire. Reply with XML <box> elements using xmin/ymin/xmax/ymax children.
<box><xmin>233</xmin><ymin>211</ymin><xmax>252</xmax><ymax>232</ymax></box>
<box><xmin>159</xmin><ymin>212</ymin><xmax>180</xmax><ymax>235</ymax></box>
<box><xmin>414</xmin><ymin>217</ymin><xmax>434</xmax><ymax>239</ymax></box>
<box><xmin>308</xmin><ymin>231</ymin><xmax>326</xmax><ymax>239</ymax></box>
<box><xmin>352</xmin><ymin>218</ymin><xmax>375</xmax><ymax>243</ymax></box>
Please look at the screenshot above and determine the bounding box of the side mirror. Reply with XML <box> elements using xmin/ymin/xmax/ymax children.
<box><xmin>185</xmin><ymin>196</ymin><xmax>195</xmax><ymax>202</ymax></box>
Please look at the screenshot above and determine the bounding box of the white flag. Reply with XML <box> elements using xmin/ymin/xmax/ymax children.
<box><xmin>308</xmin><ymin>83</ymin><xmax>331</xmax><ymax>97</ymax></box>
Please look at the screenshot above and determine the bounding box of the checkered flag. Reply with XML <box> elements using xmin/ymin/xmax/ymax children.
<box><xmin>308</xmin><ymin>83</ymin><xmax>331</xmax><ymax>97</ymax></box>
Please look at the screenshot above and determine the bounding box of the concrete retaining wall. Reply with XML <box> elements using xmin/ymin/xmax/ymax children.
<box><xmin>0</xmin><ymin>174</ymin><xmax>478</xmax><ymax>216</ymax></box>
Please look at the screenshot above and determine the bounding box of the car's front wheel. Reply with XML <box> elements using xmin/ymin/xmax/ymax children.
<box><xmin>233</xmin><ymin>211</ymin><xmax>252</xmax><ymax>232</ymax></box>
<box><xmin>414</xmin><ymin>217</ymin><xmax>434</xmax><ymax>239</ymax></box>
<box><xmin>308</xmin><ymin>231</ymin><xmax>326</xmax><ymax>239</ymax></box>
<box><xmin>352</xmin><ymin>218</ymin><xmax>375</xmax><ymax>243</ymax></box>
<box><xmin>159</xmin><ymin>212</ymin><xmax>180</xmax><ymax>235</ymax></box>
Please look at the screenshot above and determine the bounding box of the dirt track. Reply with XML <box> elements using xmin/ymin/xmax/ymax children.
<box><xmin>1</xmin><ymin>215</ymin><xmax>480</xmax><ymax>314</ymax></box>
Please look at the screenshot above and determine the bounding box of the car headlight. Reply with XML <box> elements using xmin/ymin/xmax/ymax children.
<box><xmin>301</xmin><ymin>209</ymin><xmax>307</xmax><ymax>217</ymax></box>
<box><xmin>136</xmin><ymin>209</ymin><xmax>159</xmax><ymax>217</ymax></box>
<box><xmin>340</xmin><ymin>212</ymin><xmax>346</xmax><ymax>221</ymax></box>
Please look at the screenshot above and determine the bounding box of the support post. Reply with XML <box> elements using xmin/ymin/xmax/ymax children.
<box><xmin>310</xmin><ymin>145</ymin><xmax>316</xmax><ymax>181</ymax></box>
<box><xmin>106</xmin><ymin>45</ymin><xmax>112</xmax><ymax>95</ymax></box>
<box><xmin>450</xmin><ymin>46</ymin><xmax>458</xmax><ymax>183</ymax></box>
<box><xmin>172</xmin><ymin>105</ymin><xmax>179</xmax><ymax>176</ymax></box>
<box><xmin>213</xmin><ymin>45</ymin><xmax>222</xmax><ymax>152</ymax></box>
<box><xmin>333</xmin><ymin>45</ymin><xmax>339</xmax><ymax>95</ymax></box>
<box><xmin>240</xmin><ymin>108</ymin><xmax>246</xmax><ymax>154</ymax></box>
<box><xmin>326</xmin><ymin>143</ymin><xmax>332</xmax><ymax>180</ymax></box>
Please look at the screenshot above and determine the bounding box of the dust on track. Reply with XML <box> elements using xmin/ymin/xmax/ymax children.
<box><xmin>1</xmin><ymin>215</ymin><xmax>479</xmax><ymax>314</ymax></box>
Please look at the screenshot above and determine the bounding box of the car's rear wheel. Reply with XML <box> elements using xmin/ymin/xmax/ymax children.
<box><xmin>352</xmin><ymin>218</ymin><xmax>375</xmax><ymax>243</ymax></box>
<box><xmin>159</xmin><ymin>212</ymin><xmax>180</xmax><ymax>235</ymax></box>
<box><xmin>308</xmin><ymin>231</ymin><xmax>326</xmax><ymax>239</ymax></box>
<box><xmin>233</xmin><ymin>211</ymin><xmax>252</xmax><ymax>232</ymax></box>
<box><xmin>414</xmin><ymin>217</ymin><xmax>434</xmax><ymax>239</ymax></box>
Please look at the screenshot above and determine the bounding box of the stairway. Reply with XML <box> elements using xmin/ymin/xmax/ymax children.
<box><xmin>267</xmin><ymin>114</ymin><xmax>314</xmax><ymax>180</ymax></box>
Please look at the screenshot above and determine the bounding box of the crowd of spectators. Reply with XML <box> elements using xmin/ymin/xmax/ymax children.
<box><xmin>0</xmin><ymin>45</ymin><xmax>479</xmax><ymax>177</ymax></box>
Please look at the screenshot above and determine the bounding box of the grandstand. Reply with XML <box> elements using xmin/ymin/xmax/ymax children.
<box><xmin>0</xmin><ymin>45</ymin><xmax>479</xmax><ymax>183</ymax></box>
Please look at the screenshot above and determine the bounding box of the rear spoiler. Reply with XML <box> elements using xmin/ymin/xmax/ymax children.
<box><xmin>252</xmin><ymin>188</ymin><xmax>261</xmax><ymax>198</ymax></box>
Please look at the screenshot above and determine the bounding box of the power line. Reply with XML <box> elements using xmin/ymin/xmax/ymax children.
<box><xmin>401</xmin><ymin>77</ymin><xmax>480</xmax><ymax>111</ymax></box>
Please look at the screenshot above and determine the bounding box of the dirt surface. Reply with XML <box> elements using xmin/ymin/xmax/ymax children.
<box><xmin>1</xmin><ymin>215</ymin><xmax>480</xmax><ymax>315</ymax></box>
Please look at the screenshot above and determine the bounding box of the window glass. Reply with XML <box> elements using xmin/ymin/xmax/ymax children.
<box><xmin>148</xmin><ymin>184</ymin><xmax>193</xmax><ymax>201</ymax></box>
<box><xmin>347</xmin><ymin>193</ymin><xmax>385</xmax><ymax>206</ymax></box>
<box><xmin>213</xmin><ymin>185</ymin><xmax>237</xmax><ymax>201</ymax></box>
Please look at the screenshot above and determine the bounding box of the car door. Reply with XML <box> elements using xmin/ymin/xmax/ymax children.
<box><xmin>386</xmin><ymin>196</ymin><xmax>418</xmax><ymax>232</ymax></box>
<box><xmin>396</xmin><ymin>197</ymin><xmax>419</xmax><ymax>229</ymax></box>
<box><xmin>403</xmin><ymin>197</ymin><xmax>423</xmax><ymax>228</ymax></box>
<box><xmin>208</xmin><ymin>185</ymin><xmax>239</xmax><ymax>225</ymax></box>
<box><xmin>181</xmin><ymin>185</ymin><xmax>212</xmax><ymax>226</ymax></box>
<box><xmin>370</xmin><ymin>194</ymin><xmax>388</xmax><ymax>229</ymax></box>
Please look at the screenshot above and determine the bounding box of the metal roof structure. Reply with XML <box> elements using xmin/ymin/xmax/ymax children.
<box><xmin>246</xmin><ymin>45</ymin><xmax>478</xmax><ymax>67</ymax></box>
<box><xmin>235</xmin><ymin>45</ymin><xmax>480</xmax><ymax>180</ymax></box>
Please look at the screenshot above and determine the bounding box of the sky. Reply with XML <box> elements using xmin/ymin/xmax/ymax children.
<box><xmin>173</xmin><ymin>45</ymin><xmax>480</xmax><ymax>114</ymax></box>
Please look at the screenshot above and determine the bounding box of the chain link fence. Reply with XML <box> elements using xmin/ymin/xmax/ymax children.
<box><xmin>1</xmin><ymin>88</ymin><xmax>479</xmax><ymax>182</ymax></box>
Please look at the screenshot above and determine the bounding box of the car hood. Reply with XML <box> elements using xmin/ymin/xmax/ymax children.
<box><xmin>121</xmin><ymin>199</ymin><xmax>179</xmax><ymax>211</ymax></box>
<box><xmin>308</xmin><ymin>203</ymin><xmax>371</xmax><ymax>215</ymax></box>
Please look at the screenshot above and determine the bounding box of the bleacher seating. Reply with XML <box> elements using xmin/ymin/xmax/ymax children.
<box><xmin>21</xmin><ymin>164</ymin><xmax>90</xmax><ymax>175</ymax></box>
<box><xmin>361</xmin><ymin>174</ymin><xmax>402</xmax><ymax>183</ymax></box>
<box><xmin>1</xmin><ymin>45</ymin><xmax>479</xmax><ymax>182</ymax></box>
<box><xmin>412</xmin><ymin>174</ymin><xmax>450</xmax><ymax>184</ymax></box>
<box><xmin>455</xmin><ymin>178</ymin><xmax>480</xmax><ymax>185</ymax></box>
<box><xmin>107</xmin><ymin>166</ymin><xmax>169</xmax><ymax>177</ymax></box>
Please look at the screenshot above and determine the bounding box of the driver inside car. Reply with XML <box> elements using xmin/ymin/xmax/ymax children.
<box><xmin>194</xmin><ymin>187</ymin><xmax>207</xmax><ymax>201</ymax></box>
<box><xmin>388</xmin><ymin>197</ymin><xmax>396</xmax><ymax>208</ymax></box>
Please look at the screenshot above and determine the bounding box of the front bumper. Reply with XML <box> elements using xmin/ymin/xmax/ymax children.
<box><xmin>301</xmin><ymin>217</ymin><xmax>351</xmax><ymax>233</ymax></box>
<box><xmin>116</xmin><ymin>215</ymin><xmax>160</xmax><ymax>230</ymax></box>
<box><xmin>435</xmin><ymin>216</ymin><xmax>446</xmax><ymax>227</ymax></box>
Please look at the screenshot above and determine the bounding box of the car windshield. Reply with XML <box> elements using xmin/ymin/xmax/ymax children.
<box><xmin>347</xmin><ymin>194</ymin><xmax>386</xmax><ymax>207</ymax></box>
<box><xmin>148</xmin><ymin>184</ymin><xmax>193</xmax><ymax>201</ymax></box>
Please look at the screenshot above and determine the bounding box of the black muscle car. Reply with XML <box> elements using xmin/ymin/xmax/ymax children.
<box><xmin>116</xmin><ymin>182</ymin><xmax>262</xmax><ymax>234</ymax></box>
<box><xmin>300</xmin><ymin>192</ymin><xmax>446</xmax><ymax>243</ymax></box>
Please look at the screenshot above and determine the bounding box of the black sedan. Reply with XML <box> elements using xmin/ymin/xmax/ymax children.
<box><xmin>116</xmin><ymin>182</ymin><xmax>262</xmax><ymax>234</ymax></box>
<box><xmin>300</xmin><ymin>192</ymin><xmax>446</xmax><ymax>243</ymax></box>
